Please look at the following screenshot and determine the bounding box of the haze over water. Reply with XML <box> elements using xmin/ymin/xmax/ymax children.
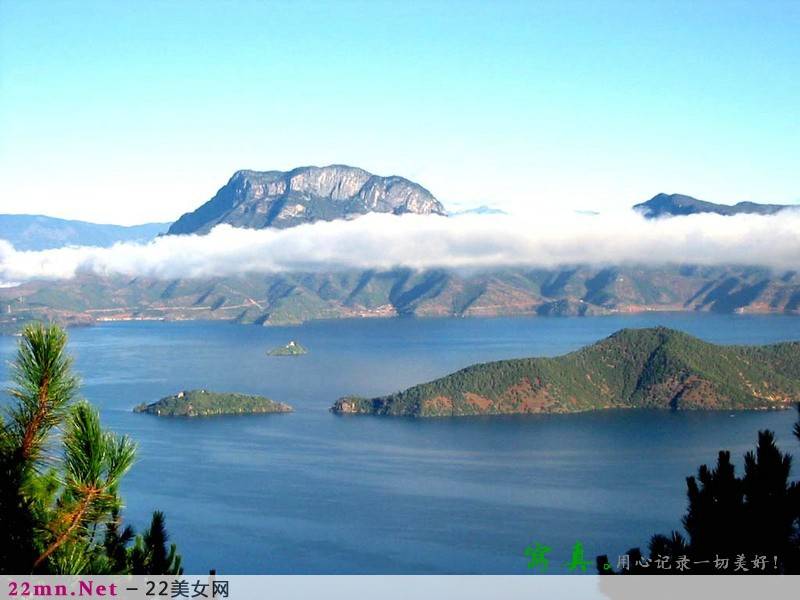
<box><xmin>2</xmin><ymin>313</ymin><xmax>799</xmax><ymax>574</ymax></box>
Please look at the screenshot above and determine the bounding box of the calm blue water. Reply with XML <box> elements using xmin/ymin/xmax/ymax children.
<box><xmin>2</xmin><ymin>313</ymin><xmax>799</xmax><ymax>574</ymax></box>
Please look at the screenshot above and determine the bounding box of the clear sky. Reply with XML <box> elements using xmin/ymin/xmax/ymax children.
<box><xmin>1</xmin><ymin>0</ymin><xmax>798</xmax><ymax>225</ymax></box>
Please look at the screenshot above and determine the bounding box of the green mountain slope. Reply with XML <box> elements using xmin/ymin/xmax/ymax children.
<box><xmin>3</xmin><ymin>265</ymin><xmax>799</xmax><ymax>334</ymax></box>
<box><xmin>331</xmin><ymin>327</ymin><xmax>800</xmax><ymax>417</ymax></box>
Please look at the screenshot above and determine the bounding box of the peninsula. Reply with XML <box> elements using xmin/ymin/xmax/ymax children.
<box><xmin>331</xmin><ymin>327</ymin><xmax>800</xmax><ymax>417</ymax></box>
<box><xmin>134</xmin><ymin>390</ymin><xmax>292</xmax><ymax>417</ymax></box>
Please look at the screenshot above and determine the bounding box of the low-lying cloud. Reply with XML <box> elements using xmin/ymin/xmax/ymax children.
<box><xmin>1</xmin><ymin>210</ymin><xmax>798</xmax><ymax>282</ymax></box>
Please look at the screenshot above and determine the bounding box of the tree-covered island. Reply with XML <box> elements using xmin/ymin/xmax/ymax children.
<box><xmin>134</xmin><ymin>390</ymin><xmax>293</xmax><ymax>417</ymax></box>
<box><xmin>332</xmin><ymin>327</ymin><xmax>800</xmax><ymax>417</ymax></box>
<box><xmin>267</xmin><ymin>340</ymin><xmax>308</xmax><ymax>356</ymax></box>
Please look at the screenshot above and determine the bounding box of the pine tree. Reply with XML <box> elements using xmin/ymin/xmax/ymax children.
<box><xmin>129</xmin><ymin>511</ymin><xmax>183</xmax><ymax>575</ymax></box>
<box><xmin>0</xmin><ymin>322</ymin><xmax>182</xmax><ymax>574</ymax></box>
<box><xmin>33</xmin><ymin>401</ymin><xmax>136</xmax><ymax>571</ymax></box>
<box><xmin>101</xmin><ymin>507</ymin><xmax>136</xmax><ymax>573</ymax></box>
<box><xmin>1</xmin><ymin>322</ymin><xmax>78</xmax><ymax>571</ymax></box>
<box><xmin>599</xmin><ymin>426</ymin><xmax>800</xmax><ymax>574</ymax></box>
<box><xmin>681</xmin><ymin>450</ymin><xmax>744</xmax><ymax>570</ymax></box>
<box><xmin>740</xmin><ymin>431</ymin><xmax>796</xmax><ymax>568</ymax></box>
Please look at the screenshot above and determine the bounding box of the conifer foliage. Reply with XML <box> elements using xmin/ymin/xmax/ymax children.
<box><xmin>598</xmin><ymin>411</ymin><xmax>800</xmax><ymax>574</ymax></box>
<box><xmin>0</xmin><ymin>322</ymin><xmax>182</xmax><ymax>574</ymax></box>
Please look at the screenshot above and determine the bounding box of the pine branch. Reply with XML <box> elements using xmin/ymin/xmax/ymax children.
<box><xmin>33</xmin><ymin>402</ymin><xmax>135</xmax><ymax>572</ymax></box>
<box><xmin>34</xmin><ymin>486</ymin><xmax>100</xmax><ymax>570</ymax></box>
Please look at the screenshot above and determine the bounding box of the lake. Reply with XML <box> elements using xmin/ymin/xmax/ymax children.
<box><xmin>1</xmin><ymin>313</ymin><xmax>799</xmax><ymax>574</ymax></box>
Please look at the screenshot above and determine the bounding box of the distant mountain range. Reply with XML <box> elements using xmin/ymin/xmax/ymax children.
<box><xmin>2</xmin><ymin>173</ymin><xmax>794</xmax><ymax>251</ymax></box>
<box><xmin>331</xmin><ymin>327</ymin><xmax>800</xmax><ymax>416</ymax></box>
<box><xmin>167</xmin><ymin>165</ymin><xmax>445</xmax><ymax>235</ymax></box>
<box><xmin>2</xmin><ymin>264</ymin><xmax>798</xmax><ymax>335</ymax></box>
<box><xmin>0</xmin><ymin>214</ymin><xmax>170</xmax><ymax>251</ymax></box>
<box><xmin>449</xmin><ymin>205</ymin><xmax>507</xmax><ymax>216</ymax></box>
<box><xmin>1</xmin><ymin>167</ymin><xmax>798</xmax><ymax>332</ymax></box>
<box><xmin>634</xmin><ymin>193</ymin><xmax>796</xmax><ymax>219</ymax></box>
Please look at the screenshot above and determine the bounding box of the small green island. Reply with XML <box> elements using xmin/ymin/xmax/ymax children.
<box><xmin>267</xmin><ymin>340</ymin><xmax>308</xmax><ymax>356</ymax></box>
<box><xmin>134</xmin><ymin>389</ymin><xmax>293</xmax><ymax>417</ymax></box>
<box><xmin>331</xmin><ymin>327</ymin><xmax>800</xmax><ymax>417</ymax></box>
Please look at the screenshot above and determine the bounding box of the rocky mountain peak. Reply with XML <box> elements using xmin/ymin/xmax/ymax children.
<box><xmin>167</xmin><ymin>165</ymin><xmax>446</xmax><ymax>235</ymax></box>
<box><xmin>287</xmin><ymin>165</ymin><xmax>372</xmax><ymax>199</ymax></box>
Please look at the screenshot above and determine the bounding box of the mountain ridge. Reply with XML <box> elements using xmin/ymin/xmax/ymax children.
<box><xmin>2</xmin><ymin>168</ymin><xmax>800</xmax><ymax>331</ymax></box>
<box><xmin>634</xmin><ymin>193</ymin><xmax>796</xmax><ymax>219</ymax></box>
<box><xmin>0</xmin><ymin>214</ymin><xmax>170</xmax><ymax>251</ymax></box>
<box><xmin>2</xmin><ymin>265</ymin><xmax>798</xmax><ymax>335</ymax></box>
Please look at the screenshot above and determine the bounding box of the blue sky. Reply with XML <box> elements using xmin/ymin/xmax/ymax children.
<box><xmin>1</xmin><ymin>0</ymin><xmax>798</xmax><ymax>225</ymax></box>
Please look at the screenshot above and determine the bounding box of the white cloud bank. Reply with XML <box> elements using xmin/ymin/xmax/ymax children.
<box><xmin>1</xmin><ymin>210</ymin><xmax>798</xmax><ymax>282</ymax></box>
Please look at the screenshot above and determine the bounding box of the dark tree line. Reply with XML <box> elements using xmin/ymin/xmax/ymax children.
<box><xmin>598</xmin><ymin>405</ymin><xmax>800</xmax><ymax>574</ymax></box>
<box><xmin>0</xmin><ymin>323</ymin><xmax>182</xmax><ymax>574</ymax></box>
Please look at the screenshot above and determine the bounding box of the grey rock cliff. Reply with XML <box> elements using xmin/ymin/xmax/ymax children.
<box><xmin>167</xmin><ymin>165</ymin><xmax>446</xmax><ymax>235</ymax></box>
